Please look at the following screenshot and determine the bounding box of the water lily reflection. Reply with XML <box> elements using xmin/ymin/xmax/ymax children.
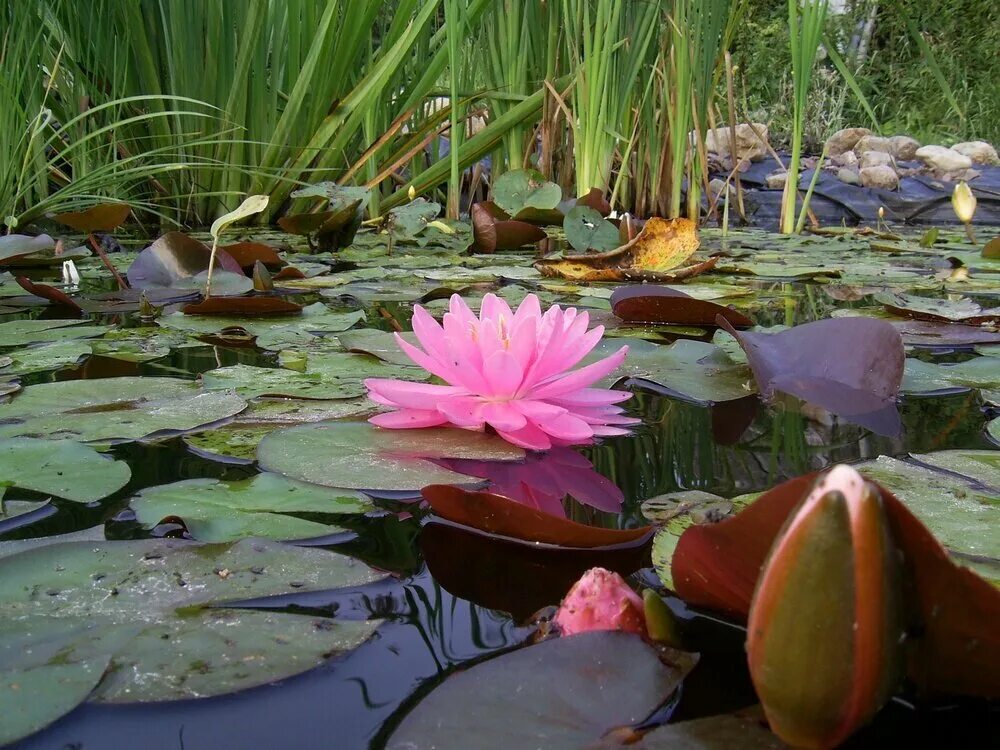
<box><xmin>437</xmin><ymin>447</ymin><xmax>623</xmax><ymax>518</ymax></box>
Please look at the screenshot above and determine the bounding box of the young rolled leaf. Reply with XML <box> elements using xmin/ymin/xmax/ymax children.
<box><xmin>746</xmin><ymin>465</ymin><xmax>906</xmax><ymax>749</ymax></box>
<box><xmin>209</xmin><ymin>195</ymin><xmax>269</xmax><ymax>239</ymax></box>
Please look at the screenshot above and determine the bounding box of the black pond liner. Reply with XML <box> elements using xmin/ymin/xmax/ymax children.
<box><xmin>721</xmin><ymin>154</ymin><xmax>1000</xmax><ymax>228</ymax></box>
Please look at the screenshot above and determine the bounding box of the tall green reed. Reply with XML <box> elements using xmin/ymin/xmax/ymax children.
<box><xmin>781</xmin><ymin>0</ymin><xmax>828</xmax><ymax>234</ymax></box>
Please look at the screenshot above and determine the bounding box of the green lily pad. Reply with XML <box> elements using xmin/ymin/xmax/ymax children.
<box><xmin>876</xmin><ymin>292</ymin><xmax>1000</xmax><ymax>323</ymax></box>
<box><xmin>590</xmin><ymin>337</ymin><xmax>755</xmax><ymax>404</ymax></box>
<box><xmin>184</xmin><ymin>424</ymin><xmax>276</xmax><ymax>463</ymax></box>
<box><xmin>0</xmin><ymin>617</ymin><xmax>137</xmax><ymax>745</ymax></box>
<box><xmin>0</xmin><ymin>340</ymin><xmax>90</xmax><ymax>374</ymax></box>
<box><xmin>0</xmin><ymin>377</ymin><xmax>246</xmax><ymax>444</ymax></box>
<box><xmin>337</xmin><ymin>328</ymin><xmax>421</xmax><ymax>366</ymax></box>
<box><xmin>0</xmin><ymin>537</ymin><xmax>384</xmax><ymax>705</ymax></box>
<box><xmin>159</xmin><ymin>302</ymin><xmax>365</xmax><ymax>350</ymax></box>
<box><xmin>257</xmin><ymin>422</ymin><xmax>524</xmax><ymax>491</ymax></box>
<box><xmin>564</xmin><ymin>206</ymin><xmax>620</xmax><ymax>253</ymax></box>
<box><xmin>387</xmin><ymin>631</ymin><xmax>697</xmax><ymax>750</ymax></box>
<box><xmin>231</xmin><ymin>397</ymin><xmax>377</xmax><ymax>425</ymax></box>
<box><xmin>90</xmin><ymin>328</ymin><xmax>197</xmax><ymax>362</ymax></box>
<box><xmin>855</xmin><ymin>454</ymin><xmax>998</xmax><ymax>582</ymax></box>
<box><xmin>0</xmin><ymin>438</ymin><xmax>131</xmax><ymax>502</ymax></box>
<box><xmin>201</xmin><ymin>364</ymin><xmax>366</xmax><ymax>400</ymax></box>
<box><xmin>0</xmin><ymin>319</ymin><xmax>112</xmax><ymax>347</ymax></box>
<box><xmin>492</xmin><ymin>169</ymin><xmax>562</xmax><ymax>217</ymax></box>
<box><xmin>129</xmin><ymin>473</ymin><xmax>373</xmax><ymax>542</ymax></box>
<box><xmin>388</xmin><ymin>199</ymin><xmax>441</xmax><ymax>239</ymax></box>
<box><xmin>901</xmin><ymin>356</ymin><xmax>1000</xmax><ymax>394</ymax></box>
<box><xmin>989</xmin><ymin>417</ymin><xmax>999</xmax><ymax>446</ymax></box>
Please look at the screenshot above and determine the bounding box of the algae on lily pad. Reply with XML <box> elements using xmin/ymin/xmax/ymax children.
<box><xmin>387</xmin><ymin>631</ymin><xmax>696</xmax><ymax>750</ymax></box>
<box><xmin>0</xmin><ymin>319</ymin><xmax>112</xmax><ymax>347</ymax></box>
<box><xmin>854</xmin><ymin>454</ymin><xmax>998</xmax><ymax>581</ymax></box>
<box><xmin>0</xmin><ymin>537</ymin><xmax>384</xmax><ymax>707</ymax></box>
<box><xmin>0</xmin><ymin>438</ymin><xmax>131</xmax><ymax>502</ymax></box>
<box><xmin>0</xmin><ymin>377</ymin><xmax>246</xmax><ymax>444</ymax></box>
<box><xmin>129</xmin><ymin>473</ymin><xmax>373</xmax><ymax>542</ymax></box>
<box><xmin>257</xmin><ymin>422</ymin><xmax>524</xmax><ymax>492</ymax></box>
<box><xmin>160</xmin><ymin>302</ymin><xmax>365</xmax><ymax>349</ymax></box>
<box><xmin>1</xmin><ymin>340</ymin><xmax>91</xmax><ymax>374</ymax></box>
<box><xmin>589</xmin><ymin>337</ymin><xmax>754</xmax><ymax>404</ymax></box>
<box><xmin>201</xmin><ymin>364</ymin><xmax>366</xmax><ymax>400</ymax></box>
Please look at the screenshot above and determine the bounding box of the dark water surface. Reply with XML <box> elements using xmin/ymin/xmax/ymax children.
<box><xmin>2</xmin><ymin>260</ymin><xmax>999</xmax><ymax>748</ymax></box>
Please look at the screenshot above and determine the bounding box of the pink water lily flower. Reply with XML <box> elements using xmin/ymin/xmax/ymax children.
<box><xmin>364</xmin><ymin>293</ymin><xmax>638</xmax><ymax>450</ymax></box>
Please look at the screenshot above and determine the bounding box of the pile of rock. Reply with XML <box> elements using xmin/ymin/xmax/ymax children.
<box><xmin>820</xmin><ymin>127</ymin><xmax>998</xmax><ymax>190</ymax></box>
<box><xmin>700</xmin><ymin>123</ymin><xmax>998</xmax><ymax>193</ymax></box>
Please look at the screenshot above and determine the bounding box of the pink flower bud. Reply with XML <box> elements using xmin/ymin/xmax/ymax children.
<box><xmin>554</xmin><ymin>567</ymin><xmax>646</xmax><ymax>637</ymax></box>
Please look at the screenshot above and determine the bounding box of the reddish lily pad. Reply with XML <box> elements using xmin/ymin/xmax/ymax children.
<box><xmin>53</xmin><ymin>203</ymin><xmax>131</xmax><ymax>233</ymax></box>
<box><xmin>717</xmin><ymin>316</ymin><xmax>904</xmax><ymax>437</ymax></box>
<box><xmin>14</xmin><ymin>277</ymin><xmax>82</xmax><ymax>313</ymax></box>
<box><xmin>471</xmin><ymin>203</ymin><xmax>546</xmax><ymax>253</ymax></box>
<box><xmin>181</xmin><ymin>296</ymin><xmax>303</xmax><ymax>316</ymax></box>
<box><xmin>611</xmin><ymin>285</ymin><xmax>753</xmax><ymax>328</ymax></box>
<box><xmin>220</xmin><ymin>242</ymin><xmax>286</xmax><ymax>270</ymax></box>
<box><xmin>421</xmin><ymin>484</ymin><xmax>652</xmax><ymax>549</ymax></box>
<box><xmin>420</xmin><ymin>521</ymin><xmax>649</xmax><ymax>621</ymax></box>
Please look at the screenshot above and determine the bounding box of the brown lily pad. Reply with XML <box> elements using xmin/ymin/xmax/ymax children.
<box><xmin>983</xmin><ymin>236</ymin><xmax>1000</xmax><ymax>259</ymax></box>
<box><xmin>53</xmin><ymin>204</ymin><xmax>131</xmax><ymax>233</ymax></box>
<box><xmin>220</xmin><ymin>242</ymin><xmax>286</xmax><ymax>271</ymax></box>
<box><xmin>611</xmin><ymin>286</ymin><xmax>754</xmax><ymax>328</ymax></box>
<box><xmin>892</xmin><ymin>320</ymin><xmax>1000</xmax><ymax>348</ymax></box>
<box><xmin>422</xmin><ymin>484</ymin><xmax>652</xmax><ymax>549</ymax></box>
<box><xmin>471</xmin><ymin>203</ymin><xmax>547</xmax><ymax>253</ymax></box>
<box><xmin>181</xmin><ymin>296</ymin><xmax>303</xmax><ymax>316</ymax></box>
<box><xmin>717</xmin><ymin>315</ymin><xmax>904</xmax><ymax>437</ymax></box>
<box><xmin>671</xmin><ymin>469</ymin><xmax>1000</xmax><ymax>699</ymax></box>
<box><xmin>535</xmin><ymin>217</ymin><xmax>702</xmax><ymax>282</ymax></box>
<box><xmin>14</xmin><ymin>278</ymin><xmax>83</xmax><ymax>313</ymax></box>
<box><xmin>421</xmin><ymin>521</ymin><xmax>650</xmax><ymax>621</ymax></box>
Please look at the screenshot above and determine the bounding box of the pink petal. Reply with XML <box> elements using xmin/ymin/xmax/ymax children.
<box><xmin>513</xmin><ymin>294</ymin><xmax>542</xmax><ymax>327</ymax></box>
<box><xmin>369</xmin><ymin>409</ymin><xmax>448</xmax><ymax>429</ymax></box>
<box><xmin>480</xmin><ymin>293</ymin><xmax>513</xmax><ymax>325</ymax></box>
<box><xmin>482</xmin><ymin>349</ymin><xmax>524</xmax><ymax>398</ymax></box>
<box><xmin>512</xmin><ymin>399</ymin><xmax>567</xmax><ymax>421</ymax></box>
<box><xmin>480</xmin><ymin>401</ymin><xmax>528</xmax><ymax>432</ymax></box>
<box><xmin>529</xmin><ymin>346</ymin><xmax>629</xmax><ymax>399</ymax></box>
<box><xmin>364</xmin><ymin>378</ymin><xmax>465</xmax><ymax>409</ymax></box>
<box><xmin>438</xmin><ymin>396</ymin><xmax>487</xmax><ymax>428</ymax></box>
<box><xmin>548</xmin><ymin>387</ymin><xmax>633</xmax><ymax>407</ymax></box>
<box><xmin>496</xmin><ymin>421</ymin><xmax>553</xmax><ymax>451</ymax></box>
<box><xmin>534</xmin><ymin>412</ymin><xmax>594</xmax><ymax>442</ymax></box>
<box><xmin>393</xmin><ymin>334</ymin><xmax>454</xmax><ymax>383</ymax></box>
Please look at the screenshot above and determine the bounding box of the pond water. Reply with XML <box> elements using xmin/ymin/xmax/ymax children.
<box><xmin>1</xmin><ymin>225</ymin><xmax>998</xmax><ymax>748</ymax></box>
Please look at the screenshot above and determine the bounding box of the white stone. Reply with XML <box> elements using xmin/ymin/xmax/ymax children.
<box><xmin>824</xmin><ymin>127</ymin><xmax>871</xmax><ymax>156</ymax></box>
<box><xmin>915</xmin><ymin>145</ymin><xmax>973</xmax><ymax>172</ymax></box>
<box><xmin>860</xmin><ymin>151</ymin><xmax>894</xmax><ymax>169</ymax></box>
<box><xmin>837</xmin><ymin>167</ymin><xmax>861</xmax><ymax>185</ymax></box>
<box><xmin>704</xmin><ymin>123</ymin><xmax>769</xmax><ymax>162</ymax></box>
<box><xmin>888</xmin><ymin>135</ymin><xmax>921</xmax><ymax>160</ymax></box>
<box><xmin>830</xmin><ymin>151</ymin><xmax>859</xmax><ymax>167</ymax></box>
<box><xmin>859</xmin><ymin>165</ymin><xmax>899</xmax><ymax>189</ymax></box>
<box><xmin>854</xmin><ymin>135</ymin><xmax>894</xmax><ymax>156</ymax></box>
<box><xmin>765</xmin><ymin>171</ymin><xmax>788</xmax><ymax>190</ymax></box>
<box><xmin>951</xmin><ymin>141</ymin><xmax>999</xmax><ymax>166</ymax></box>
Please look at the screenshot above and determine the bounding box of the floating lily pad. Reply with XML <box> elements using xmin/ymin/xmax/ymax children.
<box><xmin>492</xmin><ymin>169</ymin><xmax>562</xmax><ymax>217</ymax></box>
<box><xmin>630</xmin><ymin>707</ymin><xmax>782</xmax><ymax>748</ymax></box>
<box><xmin>0</xmin><ymin>377</ymin><xmax>246</xmax><ymax>444</ymax></box>
<box><xmin>257</xmin><ymin>422</ymin><xmax>523</xmax><ymax>491</ymax></box>
<box><xmin>564</xmin><ymin>206</ymin><xmax>620</xmax><ymax>253</ymax></box>
<box><xmin>0</xmin><ymin>340</ymin><xmax>91</xmax><ymax>374</ymax></box>
<box><xmin>0</xmin><ymin>234</ymin><xmax>57</xmax><ymax>264</ymax></box>
<box><xmin>0</xmin><ymin>537</ymin><xmax>383</xmax><ymax>705</ymax></box>
<box><xmin>160</xmin><ymin>303</ymin><xmax>365</xmax><ymax>350</ymax></box>
<box><xmin>876</xmin><ymin>292</ymin><xmax>1000</xmax><ymax>325</ymax></box>
<box><xmin>127</xmin><ymin>232</ymin><xmax>243</xmax><ymax>290</ymax></box>
<box><xmin>129</xmin><ymin>473</ymin><xmax>373</xmax><ymax>542</ymax></box>
<box><xmin>0</xmin><ymin>438</ymin><xmax>131</xmax><ymax>502</ymax></box>
<box><xmin>0</xmin><ymin>617</ymin><xmax>136</xmax><ymax>745</ymax></box>
<box><xmin>858</xmin><ymin>455</ymin><xmax>998</xmax><ymax>581</ymax></box>
<box><xmin>0</xmin><ymin>319</ymin><xmax>112</xmax><ymax>347</ymax></box>
<box><xmin>387</xmin><ymin>631</ymin><xmax>697</xmax><ymax>750</ymax></box>
<box><xmin>901</xmin><ymin>356</ymin><xmax>1000</xmax><ymax>394</ymax></box>
<box><xmin>336</xmin><ymin>328</ymin><xmax>421</xmax><ymax>366</ymax></box>
<box><xmin>589</xmin><ymin>337</ymin><xmax>754</xmax><ymax>404</ymax></box>
<box><xmin>89</xmin><ymin>328</ymin><xmax>196</xmax><ymax>362</ymax></box>
<box><xmin>201</xmin><ymin>364</ymin><xmax>365</xmax><ymax>400</ymax></box>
